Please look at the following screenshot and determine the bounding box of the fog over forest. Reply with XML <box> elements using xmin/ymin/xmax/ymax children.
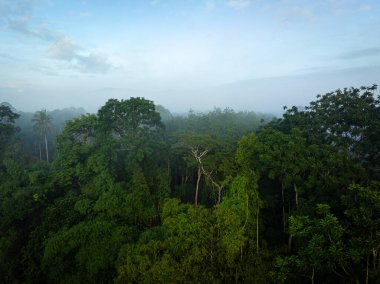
<box><xmin>1</xmin><ymin>1</ymin><xmax>379</xmax><ymax>113</ymax></box>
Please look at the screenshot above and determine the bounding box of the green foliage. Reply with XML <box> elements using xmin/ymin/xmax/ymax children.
<box><xmin>274</xmin><ymin>204</ymin><xmax>359</xmax><ymax>282</ymax></box>
<box><xmin>98</xmin><ymin>97</ymin><xmax>162</xmax><ymax>136</ymax></box>
<box><xmin>281</xmin><ymin>85</ymin><xmax>380</xmax><ymax>178</ymax></box>
<box><xmin>1</xmin><ymin>88</ymin><xmax>379</xmax><ymax>283</ymax></box>
<box><xmin>93</xmin><ymin>173</ymin><xmax>155</xmax><ymax>226</ymax></box>
<box><xmin>0</xmin><ymin>105</ymin><xmax>19</xmax><ymax>149</ymax></box>
<box><xmin>342</xmin><ymin>183</ymin><xmax>380</xmax><ymax>281</ymax></box>
<box><xmin>43</xmin><ymin>219</ymin><xmax>134</xmax><ymax>283</ymax></box>
<box><xmin>74</xmin><ymin>198</ymin><xmax>94</xmax><ymax>215</ymax></box>
<box><xmin>117</xmin><ymin>199</ymin><xmax>219</xmax><ymax>283</ymax></box>
<box><xmin>216</xmin><ymin>176</ymin><xmax>250</xmax><ymax>264</ymax></box>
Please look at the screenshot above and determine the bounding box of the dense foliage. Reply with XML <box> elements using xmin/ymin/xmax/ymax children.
<box><xmin>0</xmin><ymin>86</ymin><xmax>379</xmax><ymax>283</ymax></box>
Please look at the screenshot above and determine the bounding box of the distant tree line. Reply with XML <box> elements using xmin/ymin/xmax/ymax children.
<box><xmin>0</xmin><ymin>85</ymin><xmax>379</xmax><ymax>283</ymax></box>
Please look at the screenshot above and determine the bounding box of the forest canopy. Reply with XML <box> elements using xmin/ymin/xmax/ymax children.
<box><xmin>0</xmin><ymin>85</ymin><xmax>379</xmax><ymax>283</ymax></box>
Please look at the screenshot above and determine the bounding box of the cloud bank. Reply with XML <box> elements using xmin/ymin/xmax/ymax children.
<box><xmin>336</xmin><ymin>47</ymin><xmax>380</xmax><ymax>60</ymax></box>
<box><xmin>0</xmin><ymin>0</ymin><xmax>113</xmax><ymax>74</ymax></box>
<box><xmin>226</xmin><ymin>0</ymin><xmax>251</xmax><ymax>10</ymax></box>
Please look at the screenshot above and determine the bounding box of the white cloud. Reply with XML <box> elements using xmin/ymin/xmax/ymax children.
<box><xmin>7</xmin><ymin>16</ymin><xmax>60</xmax><ymax>40</ymax></box>
<box><xmin>48</xmin><ymin>37</ymin><xmax>112</xmax><ymax>73</ymax></box>
<box><xmin>75</xmin><ymin>53</ymin><xmax>111</xmax><ymax>74</ymax></box>
<box><xmin>7</xmin><ymin>16</ymin><xmax>32</xmax><ymax>35</ymax></box>
<box><xmin>289</xmin><ymin>7</ymin><xmax>315</xmax><ymax>20</ymax></box>
<box><xmin>358</xmin><ymin>4</ymin><xmax>371</xmax><ymax>12</ymax></box>
<box><xmin>226</xmin><ymin>0</ymin><xmax>251</xmax><ymax>10</ymax></box>
<box><xmin>48</xmin><ymin>37</ymin><xmax>79</xmax><ymax>61</ymax></box>
<box><xmin>206</xmin><ymin>1</ymin><xmax>216</xmax><ymax>10</ymax></box>
<box><xmin>79</xmin><ymin>11</ymin><xmax>92</xmax><ymax>17</ymax></box>
<box><xmin>150</xmin><ymin>0</ymin><xmax>160</xmax><ymax>6</ymax></box>
<box><xmin>1</xmin><ymin>0</ymin><xmax>113</xmax><ymax>74</ymax></box>
<box><xmin>333</xmin><ymin>47</ymin><xmax>380</xmax><ymax>60</ymax></box>
<box><xmin>335</xmin><ymin>3</ymin><xmax>373</xmax><ymax>17</ymax></box>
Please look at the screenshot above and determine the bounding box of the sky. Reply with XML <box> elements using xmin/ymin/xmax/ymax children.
<box><xmin>0</xmin><ymin>0</ymin><xmax>379</xmax><ymax>115</ymax></box>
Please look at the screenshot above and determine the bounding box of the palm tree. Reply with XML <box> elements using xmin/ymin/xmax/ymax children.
<box><xmin>32</xmin><ymin>110</ymin><xmax>52</xmax><ymax>163</ymax></box>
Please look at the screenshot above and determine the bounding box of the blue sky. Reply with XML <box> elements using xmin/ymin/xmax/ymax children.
<box><xmin>0</xmin><ymin>0</ymin><xmax>379</xmax><ymax>114</ymax></box>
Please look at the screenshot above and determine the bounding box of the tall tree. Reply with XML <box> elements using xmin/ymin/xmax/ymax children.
<box><xmin>0</xmin><ymin>105</ymin><xmax>20</xmax><ymax>163</ymax></box>
<box><xmin>32</xmin><ymin>110</ymin><xmax>52</xmax><ymax>163</ymax></box>
<box><xmin>176</xmin><ymin>133</ymin><xmax>217</xmax><ymax>205</ymax></box>
<box><xmin>342</xmin><ymin>183</ymin><xmax>380</xmax><ymax>283</ymax></box>
<box><xmin>0</xmin><ymin>105</ymin><xmax>20</xmax><ymax>142</ymax></box>
<box><xmin>274</xmin><ymin>204</ymin><xmax>356</xmax><ymax>283</ymax></box>
<box><xmin>280</xmin><ymin>85</ymin><xmax>379</xmax><ymax>179</ymax></box>
<box><xmin>52</xmin><ymin>114</ymin><xmax>97</xmax><ymax>187</ymax></box>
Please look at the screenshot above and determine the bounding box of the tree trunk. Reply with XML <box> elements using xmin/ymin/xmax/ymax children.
<box><xmin>288</xmin><ymin>235</ymin><xmax>292</xmax><ymax>252</ymax></box>
<box><xmin>39</xmin><ymin>142</ymin><xmax>42</xmax><ymax>160</ymax></box>
<box><xmin>373</xmin><ymin>247</ymin><xmax>377</xmax><ymax>270</ymax></box>
<box><xmin>282</xmin><ymin>183</ymin><xmax>286</xmax><ymax>232</ymax></box>
<box><xmin>294</xmin><ymin>183</ymin><xmax>298</xmax><ymax>208</ymax></box>
<box><xmin>256</xmin><ymin>202</ymin><xmax>260</xmax><ymax>254</ymax></box>
<box><xmin>195</xmin><ymin>166</ymin><xmax>201</xmax><ymax>205</ymax></box>
<box><xmin>366</xmin><ymin>253</ymin><xmax>369</xmax><ymax>284</ymax></box>
<box><xmin>44</xmin><ymin>133</ymin><xmax>49</xmax><ymax>163</ymax></box>
<box><xmin>311</xmin><ymin>268</ymin><xmax>314</xmax><ymax>284</ymax></box>
<box><xmin>199</xmin><ymin>162</ymin><xmax>224</xmax><ymax>205</ymax></box>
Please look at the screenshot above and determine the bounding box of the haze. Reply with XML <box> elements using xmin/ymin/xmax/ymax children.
<box><xmin>1</xmin><ymin>0</ymin><xmax>379</xmax><ymax>115</ymax></box>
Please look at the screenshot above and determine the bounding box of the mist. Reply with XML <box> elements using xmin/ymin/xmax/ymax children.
<box><xmin>2</xmin><ymin>64</ymin><xmax>379</xmax><ymax>116</ymax></box>
<box><xmin>1</xmin><ymin>1</ymin><xmax>379</xmax><ymax>115</ymax></box>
